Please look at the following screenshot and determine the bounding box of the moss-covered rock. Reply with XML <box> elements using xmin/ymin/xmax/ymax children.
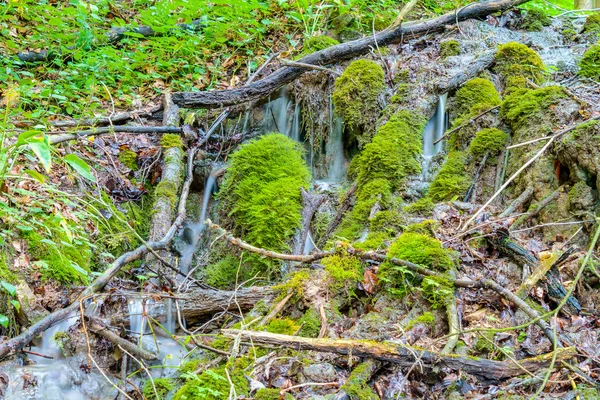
<box><xmin>558</xmin><ymin>120</ymin><xmax>600</xmax><ymax>192</ymax></box>
<box><xmin>582</xmin><ymin>13</ymin><xmax>600</xmax><ymax>33</ymax></box>
<box><xmin>173</xmin><ymin>366</ymin><xmax>249</xmax><ymax>400</ymax></box>
<box><xmin>143</xmin><ymin>378</ymin><xmax>174</xmax><ymax>400</ymax></box>
<box><xmin>218</xmin><ymin>133</ymin><xmax>310</xmax><ymax>278</ymax></box>
<box><xmin>339</xmin><ymin>362</ymin><xmax>379</xmax><ymax>400</ymax></box>
<box><xmin>521</xmin><ymin>9</ymin><xmax>551</xmax><ymax>31</ymax></box>
<box><xmin>578</xmin><ymin>42</ymin><xmax>600</xmax><ymax>81</ymax></box>
<box><xmin>160</xmin><ymin>133</ymin><xmax>183</xmax><ymax>148</ymax></box>
<box><xmin>440</xmin><ymin>39</ymin><xmax>460</xmax><ymax>58</ymax></box>
<box><xmin>495</xmin><ymin>42</ymin><xmax>545</xmax><ymax>91</ymax></box>
<box><xmin>568</xmin><ymin>181</ymin><xmax>596</xmax><ymax>211</ymax></box>
<box><xmin>454</xmin><ymin>78</ymin><xmax>502</xmax><ymax>118</ymax></box>
<box><xmin>322</xmin><ymin>253</ymin><xmax>363</xmax><ymax>297</ymax></box>
<box><xmin>298</xmin><ymin>308</ymin><xmax>321</xmax><ymax>338</ymax></box>
<box><xmin>332</xmin><ymin>59</ymin><xmax>386</xmax><ymax>147</ymax></box>
<box><xmin>427</xmin><ymin>151</ymin><xmax>470</xmax><ymax>202</ymax></box>
<box><xmin>404</xmin><ymin>219</ymin><xmax>439</xmax><ymax>236</ymax></box>
<box><xmin>469</xmin><ymin>128</ymin><xmax>509</xmax><ymax>156</ymax></box>
<box><xmin>405</xmin><ymin>311</ymin><xmax>435</xmax><ymax>330</ymax></box>
<box><xmin>255</xmin><ymin>388</ymin><xmax>294</xmax><ymax>400</ymax></box>
<box><xmin>118</xmin><ymin>149</ymin><xmax>138</xmax><ymax>170</ymax></box>
<box><xmin>386</xmin><ymin>232</ymin><xmax>455</xmax><ymax>271</ymax></box>
<box><xmin>404</xmin><ymin>197</ymin><xmax>435</xmax><ymax>215</ymax></box>
<box><xmin>500</xmin><ymin>86</ymin><xmax>568</xmax><ymax>131</ymax></box>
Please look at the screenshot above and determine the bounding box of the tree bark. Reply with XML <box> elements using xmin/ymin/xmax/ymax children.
<box><xmin>221</xmin><ymin>329</ymin><xmax>575</xmax><ymax>381</ymax></box>
<box><xmin>172</xmin><ymin>0</ymin><xmax>530</xmax><ymax>109</ymax></box>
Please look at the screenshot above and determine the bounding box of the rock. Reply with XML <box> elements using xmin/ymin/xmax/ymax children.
<box><xmin>303</xmin><ymin>363</ymin><xmax>337</xmax><ymax>383</ymax></box>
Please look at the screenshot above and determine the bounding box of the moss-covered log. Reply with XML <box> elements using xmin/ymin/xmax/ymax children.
<box><xmin>222</xmin><ymin>330</ymin><xmax>576</xmax><ymax>381</ymax></box>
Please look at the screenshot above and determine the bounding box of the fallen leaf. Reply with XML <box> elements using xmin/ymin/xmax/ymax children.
<box><xmin>362</xmin><ymin>269</ymin><xmax>378</xmax><ymax>294</ymax></box>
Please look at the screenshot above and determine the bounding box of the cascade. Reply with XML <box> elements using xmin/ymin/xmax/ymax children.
<box><xmin>421</xmin><ymin>93</ymin><xmax>448</xmax><ymax>181</ymax></box>
<box><xmin>326</xmin><ymin>96</ymin><xmax>347</xmax><ymax>182</ymax></box>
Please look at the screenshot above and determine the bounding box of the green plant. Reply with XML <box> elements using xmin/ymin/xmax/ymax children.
<box><xmin>427</xmin><ymin>151</ymin><xmax>470</xmax><ymax>201</ymax></box>
<box><xmin>469</xmin><ymin>128</ymin><xmax>510</xmax><ymax>156</ymax></box>
<box><xmin>495</xmin><ymin>42</ymin><xmax>546</xmax><ymax>90</ymax></box>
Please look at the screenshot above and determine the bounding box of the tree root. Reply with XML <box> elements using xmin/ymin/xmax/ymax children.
<box><xmin>222</xmin><ymin>329</ymin><xmax>576</xmax><ymax>381</ymax></box>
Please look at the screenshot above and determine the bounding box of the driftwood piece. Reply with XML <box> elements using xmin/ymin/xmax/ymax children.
<box><xmin>294</xmin><ymin>188</ymin><xmax>327</xmax><ymax>255</ymax></box>
<box><xmin>146</xmin><ymin>94</ymin><xmax>185</xmax><ymax>277</ymax></box>
<box><xmin>222</xmin><ymin>330</ymin><xmax>575</xmax><ymax>381</ymax></box>
<box><xmin>172</xmin><ymin>0</ymin><xmax>530</xmax><ymax>108</ymax></box>
<box><xmin>317</xmin><ymin>183</ymin><xmax>358</xmax><ymax>247</ymax></box>
<box><xmin>88</xmin><ymin>318</ymin><xmax>157</xmax><ymax>361</ymax></box>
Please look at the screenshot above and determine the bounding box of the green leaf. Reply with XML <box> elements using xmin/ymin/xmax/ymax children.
<box><xmin>0</xmin><ymin>315</ymin><xmax>8</xmax><ymax>328</ymax></box>
<box><xmin>29</xmin><ymin>142</ymin><xmax>52</xmax><ymax>173</ymax></box>
<box><xmin>10</xmin><ymin>300</ymin><xmax>20</xmax><ymax>312</ymax></box>
<box><xmin>1</xmin><ymin>281</ymin><xmax>17</xmax><ymax>297</ymax></box>
<box><xmin>24</xmin><ymin>169</ymin><xmax>46</xmax><ymax>183</ymax></box>
<box><xmin>64</xmin><ymin>154</ymin><xmax>96</xmax><ymax>182</ymax></box>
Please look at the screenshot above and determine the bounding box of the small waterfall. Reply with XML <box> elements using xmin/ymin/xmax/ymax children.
<box><xmin>263</xmin><ymin>87</ymin><xmax>303</xmax><ymax>142</ymax></box>
<box><xmin>303</xmin><ymin>231</ymin><xmax>315</xmax><ymax>255</ymax></box>
<box><xmin>326</xmin><ymin>95</ymin><xmax>347</xmax><ymax>182</ymax></box>
<box><xmin>128</xmin><ymin>298</ymin><xmax>148</xmax><ymax>338</ymax></box>
<box><xmin>165</xmin><ymin>298</ymin><xmax>176</xmax><ymax>335</ymax></box>
<box><xmin>421</xmin><ymin>93</ymin><xmax>448</xmax><ymax>181</ymax></box>
<box><xmin>291</xmin><ymin>102</ymin><xmax>301</xmax><ymax>142</ymax></box>
<box><xmin>29</xmin><ymin>313</ymin><xmax>79</xmax><ymax>365</ymax></box>
<box><xmin>178</xmin><ymin>172</ymin><xmax>218</xmax><ymax>274</ymax></box>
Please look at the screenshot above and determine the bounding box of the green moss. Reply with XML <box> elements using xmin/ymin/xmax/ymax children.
<box><xmin>339</xmin><ymin>362</ymin><xmax>379</xmax><ymax>400</ymax></box>
<box><xmin>173</xmin><ymin>366</ymin><xmax>249</xmax><ymax>400</ymax></box>
<box><xmin>474</xmin><ymin>332</ymin><xmax>495</xmax><ymax>354</ymax></box>
<box><xmin>469</xmin><ymin>128</ymin><xmax>509</xmax><ymax>156</ymax></box>
<box><xmin>322</xmin><ymin>254</ymin><xmax>363</xmax><ymax>296</ymax></box>
<box><xmin>218</xmin><ymin>133</ymin><xmax>310</xmax><ymax>278</ymax></box>
<box><xmin>495</xmin><ymin>42</ymin><xmax>545</xmax><ymax>90</ymax></box>
<box><xmin>454</xmin><ymin>78</ymin><xmax>501</xmax><ymax>118</ymax></box>
<box><xmin>160</xmin><ymin>134</ymin><xmax>183</xmax><ymax>148</ymax></box>
<box><xmin>154</xmin><ymin>180</ymin><xmax>179</xmax><ymax>208</ymax></box>
<box><xmin>202</xmin><ymin>255</ymin><xmax>242</xmax><ymax>289</ymax></box>
<box><xmin>440</xmin><ymin>39</ymin><xmax>460</xmax><ymax>58</ymax></box>
<box><xmin>264</xmin><ymin>318</ymin><xmax>300</xmax><ymax>335</ymax></box>
<box><xmin>353</xmin><ymin>231</ymin><xmax>392</xmax><ymax>251</ymax></box>
<box><xmin>582</xmin><ymin>13</ymin><xmax>600</xmax><ymax>33</ymax></box>
<box><xmin>118</xmin><ymin>149</ymin><xmax>138</xmax><ymax>170</ymax></box>
<box><xmin>404</xmin><ymin>197</ymin><xmax>435</xmax><ymax>215</ymax></box>
<box><xmin>296</xmin><ymin>35</ymin><xmax>340</xmax><ymax>59</ymax></box>
<box><xmin>255</xmin><ymin>388</ymin><xmax>294</xmax><ymax>400</ymax></box>
<box><xmin>521</xmin><ymin>9</ymin><xmax>551</xmax><ymax>31</ymax></box>
<box><xmin>390</xmin><ymin>84</ymin><xmax>409</xmax><ymax>104</ymax></box>
<box><xmin>143</xmin><ymin>378</ymin><xmax>174</xmax><ymax>400</ymax></box>
<box><xmin>406</xmin><ymin>311</ymin><xmax>435</xmax><ymax>330</ymax></box>
<box><xmin>500</xmin><ymin>86</ymin><xmax>568</xmax><ymax>130</ymax></box>
<box><xmin>298</xmin><ymin>308</ymin><xmax>321</xmax><ymax>338</ymax></box>
<box><xmin>332</xmin><ymin>59</ymin><xmax>386</xmax><ymax>147</ymax></box>
<box><xmin>579</xmin><ymin>42</ymin><xmax>600</xmax><ymax>81</ymax></box>
<box><xmin>179</xmin><ymin>359</ymin><xmax>201</xmax><ymax>375</ymax></box>
<box><xmin>427</xmin><ymin>151</ymin><xmax>470</xmax><ymax>202</ymax></box>
<box><xmin>387</xmin><ymin>233</ymin><xmax>455</xmax><ymax>271</ymax></box>
<box><xmin>420</xmin><ymin>275</ymin><xmax>455</xmax><ymax>308</ymax></box>
<box><xmin>274</xmin><ymin>269</ymin><xmax>311</xmax><ymax>300</ymax></box>
<box><xmin>370</xmin><ymin>210</ymin><xmax>403</xmax><ymax>235</ymax></box>
<box><xmin>404</xmin><ymin>219</ymin><xmax>439</xmax><ymax>236</ymax></box>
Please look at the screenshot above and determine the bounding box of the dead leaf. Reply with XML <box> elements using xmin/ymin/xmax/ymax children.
<box><xmin>362</xmin><ymin>269</ymin><xmax>378</xmax><ymax>294</ymax></box>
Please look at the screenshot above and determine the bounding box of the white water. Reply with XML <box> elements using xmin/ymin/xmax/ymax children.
<box><xmin>326</xmin><ymin>95</ymin><xmax>347</xmax><ymax>182</ymax></box>
<box><xmin>420</xmin><ymin>93</ymin><xmax>448</xmax><ymax>182</ymax></box>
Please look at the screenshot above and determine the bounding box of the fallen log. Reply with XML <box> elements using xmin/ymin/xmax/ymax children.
<box><xmin>222</xmin><ymin>329</ymin><xmax>575</xmax><ymax>381</ymax></box>
<box><xmin>48</xmin><ymin>125</ymin><xmax>183</xmax><ymax>144</ymax></box>
<box><xmin>172</xmin><ymin>0</ymin><xmax>531</xmax><ymax>108</ymax></box>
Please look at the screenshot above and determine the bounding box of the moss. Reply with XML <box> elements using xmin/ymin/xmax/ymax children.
<box><xmin>440</xmin><ymin>39</ymin><xmax>460</xmax><ymax>58</ymax></box>
<box><xmin>332</xmin><ymin>59</ymin><xmax>386</xmax><ymax>147</ymax></box>
<box><xmin>568</xmin><ymin>181</ymin><xmax>595</xmax><ymax>210</ymax></box>
<box><xmin>322</xmin><ymin>254</ymin><xmax>363</xmax><ymax>296</ymax></box>
<box><xmin>118</xmin><ymin>149</ymin><xmax>138</xmax><ymax>170</ymax></box>
<box><xmin>255</xmin><ymin>388</ymin><xmax>294</xmax><ymax>400</ymax></box>
<box><xmin>173</xmin><ymin>366</ymin><xmax>249</xmax><ymax>400</ymax></box>
<box><xmin>339</xmin><ymin>110</ymin><xmax>424</xmax><ymax>240</ymax></box>
<box><xmin>154</xmin><ymin>180</ymin><xmax>179</xmax><ymax>208</ymax></box>
<box><xmin>420</xmin><ymin>275</ymin><xmax>455</xmax><ymax>308</ymax></box>
<box><xmin>404</xmin><ymin>197</ymin><xmax>435</xmax><ymax>215</ymax></box>
<box><xmin>160</xmin><ymin>133</ymin><xmax>183</xmax><ymax>148</ymax></box>
<box><xmin>390</xmin><ymin>84</ymin><xmax>409</xmax><ymax>103</ymax></box>
<box><xmin>296</xmin><ymin>35</ymin><xmax>340</xmax><ymax>59</ymax></box>
<box><xmin>338</xmin><ymin>28</ymin><xmax>363</xmax><ymax>42</ymax></box>
<box><xmin>500</xmin><ymin>86</ymin><xmax>568</xmax><ymax>130</ymax></box>
<box><xmin>143</xmin><ymin>378</ymin><xmax>174</xmax><ymax>400</ymax></box>
<box><xmin>179</xmin><ymin>359</ymin><xmax>201</xmax><ymax>375</ymax></box>
<box><xmin>405</xmin><ymin>311</ymin><xmax>435</xmax><ymax>330</ymax></box>
<box><xmin>298</xmin><ymin>308</ymin><xmax>321</xmax><ymax>338</ymax></box>
<box><xmin>264</xmin><ymin>318</ymin><xmax>300</xmax><ymax>335</ymax></box>
<box><xmin>404</xmin><ymin>219</ymin><xmax>439</xmax><ymax>236</ymax></box>
<box><xmin>202</xmin><ymin>255</ymin><xmax>242</xmax><ymax>289</ymax></box>
<box><xmin>579</xmin><ymin>42</ymin><xmax>600</xmax><ymax>81</ymax></box>
<box><xmin>454</xmin><ymin>78</ymin><xmax>501</xmax><ymax>118</ymax></box>
<box><xmin>339</xmin><ymin>362</ymin><xmax>379</xmax><ymax>400</ymax></box>
<box><xmin>521</xmin><ymin>9</ymin><xmax>551</xmax><ymax>31</ymax></box>
<box><xmin>353</xmin><ymin>231</ymin><xmax>392</xmax><ymax>251</ymax></box>
<box><xmin>474</xmin><ymin>332</ymin><xmax>495</xmax><ymax>354</ymax></box>
<box><xmin>274</xmin><ymin>269</ymin><xmax>311</xmax><ymax>300</ymax></box>
<box><xmin>24</xmin><ymin>229</ymin><xmax>91</xmax><ymax>284</ymax></box>
<box><xmin>427</xmin><ymin>151</ymin><xmax>470</xmax><ymax>202</ymax></box>
<box><xmin>370</xmin><ymin>210</ymin><xmax>403</xmax><ymax>235</ymax></box>
<box><xmin>218</xmin><ymin>133</ymin><xmax>310</xmax><ymax>278</ymax></box>
<box><xmin>495</xmin><ymin>42</ymin><xmax>545</xmax><ymax>91</ymax></box>
<box><xmin>469</xmin><ymin>128</ymin><xmax>509</xmax><ymax>156</ymax></box>
<box><xmin>582</xmin><ymin>13</ymin><xmax>600</xmax><ymax>33</ymax></box>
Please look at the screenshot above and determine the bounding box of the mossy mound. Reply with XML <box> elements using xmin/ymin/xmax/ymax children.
<box><xmin>338</xmin><ymin>111</ymin><xmax>424</xmax><ymax>239</ymax></box>
<box><xmin>404</xmin><ymin>197</ymin><xmax>435</xmax><ymax>215</ymax></box>
<box><xmin>339</xmin><ymin>362</ymin><xmax>379</xmax><ymax>400</ymax></box>
<box><xmin>332</xmin><ymin>59</ymin><xmax>386</xmax><ymax>147</ymax></box>
<box><xmin>160</xmin><ymin>133</ymin><xmax>183</xmax><ymax>148</ymax></box>
<box><xmin>322</xmin><ymin>253</ymin><xmax>363</xmax><ymax>296</ymax></box>
<box><xmin>582</xmin><ymin>13</ymin><xmax>600</xmax><ymax>33</ymax></box>
<box><xmin>299</xmin><ymin>308</ymin><xmax>321</xmax><ymax>338</ymax></box>
<box><xmin>143</xmin><ymin>378</ymin><xmax>174</xmax><ymax>400</ymax></box>
<box><xmin>521</xmin><ymin>9</ymin><xmax>551</xmax><ymax>31</ymax></box>
<box><xmin>255</xmin><ymin>388</ymin><xmax>294</xmax><ymax>400</ymax></box>
<box><xmin>218</xmin><ymin>133</ymin><xmax>310</xmax><ymax>278</ymax></box>
<box><xmin>404</xmin><ymin>219</ymin><xmax>439</xmax><ymax>236</ymax></box>
<box><xmin>202</xmin><ymin>255</ymin><xmax>242</xmax><ymax>289</ymax></box>
<box><xmin>500</xmin><ymin>86</ymin><xmax>568</xmax><ymax>130</ymax></box>
<box><xmin>427</xmin><ymin>151</ymin><xmax>470</xmax><ymax>202</ymax></box>
<box><xmin>118</xmin><ymin>149</ymin><xmax>138</xmax><ymax>170</ymax></box>
<box><xmin>568</xmin><ymin>181</ymin><xmax>595</xmax><ymax>211</ymax></box>
<box><xmin>296</xmin><ymin>35</ymin><xmax>340</xmax><ymax>59</ymax></box>
<box><xmin>578</xmin><ymin>43</ymin><xmax>600</xmax><ymax>81</ymax></box>
<box><xmin>454</xmin><ymin>78</ymin><xmax>501</xmax><ymax>118</ymax></box>
<box><xmin>173</xmin><ymin>366</ymin><xmax>249</xmax><ymax>400</ymax></box>
<box><xmin>440</xmin><ymin>39</ymin><xmax>460</xmax><ymax>58</ymax></box>
<box><xmin>264</xmin><ymin>318</ymin><xmax>300</xmax><ymax>335</ymax></box>
<box><xmin>469</xmin><ymin>128</ymin><xmax>509</xmax><ymax>156</ymax></box>
<box><xmin>495</xmin><ymin>42</ymin><xmax>545</xmax><ymax>91</ymax></box>
<box><xmin>406</xmin><ymin>311</ymin><xmax>435</xmax><ymax>330</ymax></box>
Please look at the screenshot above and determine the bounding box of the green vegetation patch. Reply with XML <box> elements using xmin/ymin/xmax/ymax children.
<box><xmin>173</xmin><ymin>366</ymin><xmax>249</xmax><ymax>400</ymax></box>
<box><xmin>582</xmin><ymin>13</ymin><xmax>600</xmax><ymax>33</ymax></box>
<box><xmin>339</xmin><ymin>362</ymin><xmax>379</xmax><ymax>400</ymax></box>
<box><xmin>427</xmin><ymin>151</ymin><xmax>470</xmax><ymax>202</ymax></box>
<box><xmin>322</xmin><ymin>253</ymin><xmax>363</xmax><ymax>296</ymax></box>
<box><xmin>160</xmin><ymin>134</ymin><xmax>183</xmax><ymax>149</ymax></box>
<box><xmin>118</xmin><ymin>149</ymin><xmax>138</xmax><ymax>170</ymax></box>
<box><xmin>255</xmin><ymin>388</ymin><xmax>294</xmax><ymax>400</ymax></box>
<box><xmin>495</xmin><ymin>42</ymin><xmax>545</xmax><ymax>91</ymax></box>
<box><xmin>440</xmin><ymin>39</ymin><xmax>460</xmax><ymax>58</ymax></box>
<box><xmin>296</xmin><ymin>35</ymin><xmax>340</xmax><ymax>59</ymax></box>
<box><xmin>143</xmin><ymin>378</ymin><xmax>175</xmax><ymax>400</ymax></box>
<box><xmin>406</xmin><ymin>311</ymin><xmax>435</xmax><ymax>330</ymax></box>
<box><xmin>454</xmin><ymin>78</ymin><xmax>501</xmax><ymax>118</ymax></box>
<box><xmin>299</xmin><ymin>308</ymin><xmax>321</xmax><ymax>338</ymax></box>
<box><xmin>469</xmin><ymin>128</ymin><xmax>509</xmax><ymax>156</ymax></box>
<box><xmin>332</xmin><ymin>59</ymin><xmax>386</xmax><ymax>147</ymax></box>
<box><xmin>387</xmin><ymin>233</ymin><xmax>455</xmax><ymax>271</ymax></box>
<box><xmin>521</xmin><ymin>9</ymin><xmax>551</xmax><ymax>31</ymax></box>
<box><xmin>579</xmin><ymin>42</ymin><xmax>600</xmax><ymax>81</ymax></box>
<box><xmin>500</xmin><ymin>86</ymin><xmax>568</xmax><ymax>130</ymax></box>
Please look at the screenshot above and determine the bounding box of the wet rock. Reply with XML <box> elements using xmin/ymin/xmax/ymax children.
<box><xmin>303</xmin><ymin>363</ymin><xmax>337</xmax><ymax>383</ymax></box>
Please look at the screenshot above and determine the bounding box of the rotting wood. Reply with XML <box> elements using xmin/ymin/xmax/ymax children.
<box><xmin>335</xmin><ymin>359</ymin><xmax>381</xmax><ymax>399</ymax></box>
<box><xmin>171</xmin><ymin>0</ymin><xmax>532</xmax><ymax>109</ymax></box>
<box><xmin>317</xmin><ymin>183</ymin><xmax>358</xmax><ymax>248</ymax></box>
<box><xmin>88</xmin><ymin>318</ymin><xmax>157</xmax><ymax>361</ymax></box>
<box><xmin>222</xmin><ymin>329</ymin><xmax>575</xmax><ymax>381</ymax></box>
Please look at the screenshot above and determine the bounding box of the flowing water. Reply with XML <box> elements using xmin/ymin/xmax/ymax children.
<box><xmin>421</xmin><ymin>93</ymin><xmax>448</xmax><ymax>181</ymax></box>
